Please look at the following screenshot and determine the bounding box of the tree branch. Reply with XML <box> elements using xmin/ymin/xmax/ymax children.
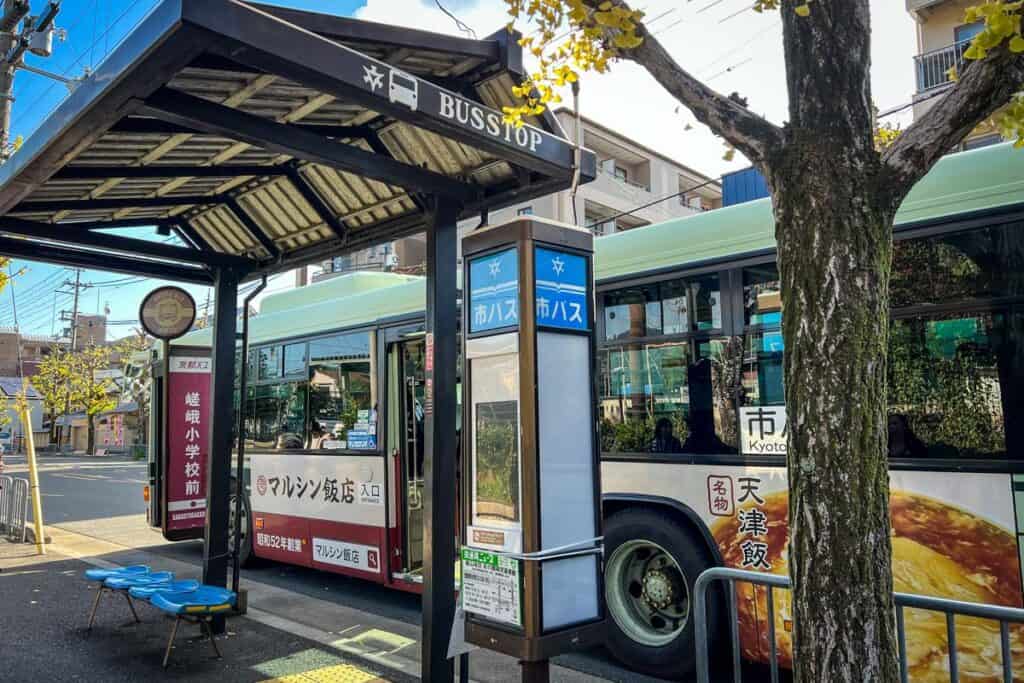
<box><xmin>882</xmin><ymin>44</ymin><xmax>1024</xmax><ymax>200</ymax></box>
<box><xmin>586</xmin><ymin>1</ymin><xmax>785</xmax><ymax>163</ymax></box>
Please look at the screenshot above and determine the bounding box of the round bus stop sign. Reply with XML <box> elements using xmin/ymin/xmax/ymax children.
<box><xmin>139</xmin><ymin>286</ymin><xmax>197</xmax><ymax>340</ymax></box>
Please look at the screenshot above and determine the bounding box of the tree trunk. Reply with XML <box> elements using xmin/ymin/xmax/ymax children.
<box><xmin>86</xmin><ymin>416</ymin><xmax>95</xmax><ymax>455</ymax></box>
<box><xmin>767</xmin><ymin>141</ymin><xmax>900</xmax><ymax>681</ymax></box>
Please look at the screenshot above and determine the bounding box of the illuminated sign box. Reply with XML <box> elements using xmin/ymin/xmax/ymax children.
<box><xmin>461</xmin><ymin>216</ymin><xmax>605</xmax><ymax>662</ymax></box>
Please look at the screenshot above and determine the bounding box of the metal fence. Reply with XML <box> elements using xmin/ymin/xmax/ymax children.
<box><xmin>914</xmin><ymin>39</ymin><xmax>971</xmax><ymax>93</ymax></box>
<box><xmin>0</xmin><ymin>475</ymin><xmax>29</xmax><ymax>542</ymax></box>
<box><xmin>693</xmin><ymin>566</ymin><xmax>1024</xmax><ymax>683</ymax></box>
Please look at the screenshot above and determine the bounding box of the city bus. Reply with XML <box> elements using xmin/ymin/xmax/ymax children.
<box><xmin>149</xmin><ymin>140</ymin><xmax>1024</xmax><ymax>680</ymax></box>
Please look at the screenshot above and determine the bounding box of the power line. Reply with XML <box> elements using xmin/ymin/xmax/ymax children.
<box><xmin>586</xmin><ymin>175</ymin><xmax>725</xmax><ymax>229</ymax></box>
<box><xmin>11</xmin><ymin>0</ymin><xmax>151</xmax><ymax>134</ymax></box>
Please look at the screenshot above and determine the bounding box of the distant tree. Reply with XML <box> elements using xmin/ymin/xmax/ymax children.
<box><xmin>114</xmin><ymin>331</ymin><xmax>153</xmax><ymax>450</ymax></box>
<box><xmin>69</xmin><ymin>344</ymin><xmax>118</xmax><ymax>455</ymax></box>
<box><xmin>32</xmin><ymin>346</ymin><xmax>76</xmax><ymax>445</ymax></box>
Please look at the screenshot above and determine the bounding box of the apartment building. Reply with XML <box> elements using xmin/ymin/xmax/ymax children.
<box><xmin>906</xmin><ymin>0</ymin><xmax>1003</xmax><ymax>149</ymax></box>
<box><xmin>313</xmin><ymin>109</ymin><xmax>721</xmax><ymax>281</ymax></box>
<box><xmin>0</xmin><ymin>314</ymin><xmax>109</xmax><ymax>377</ymax></box>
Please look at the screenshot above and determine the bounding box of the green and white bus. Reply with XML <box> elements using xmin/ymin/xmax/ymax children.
<box><xmin>154</xmin><ymin>141</ymin><xmax>1024</xmax><ymax>679</ymax></box>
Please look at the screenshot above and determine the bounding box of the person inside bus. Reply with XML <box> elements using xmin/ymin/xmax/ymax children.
<box><xmin>887</xmin><ymin>413</ymin><xmax>929</xmax><ymax>459</ymax></box>
<box><xmin>308</xmin><ymin>421</ymin><xmax>330</xmax><ymax>450</ymax></box>
<box><xmin>650</xmin><ymin>418</ymin><xmax>682</xmax><ymax>453</ymax></box>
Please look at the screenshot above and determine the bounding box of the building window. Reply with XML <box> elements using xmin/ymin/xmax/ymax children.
<box><xmin>962</xmin><ymin>133</ymin><xmax>1002</xmax><ymax>151</ymax></box>
<box><xmin>614</xmin><ymin>166</ymin><xmax>628</xmax><ymax>182</ymax></box>
<box><xmin>517</xmin><ymin>206</ymin><xmax>533</xmax><ymax>216</ymax></box>
<box><xmin>954</xmin><ymin>21</ymin><xmax>984</xmax><ymax>44</ymax></box>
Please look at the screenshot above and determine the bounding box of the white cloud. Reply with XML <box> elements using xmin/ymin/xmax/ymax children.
<box><xmin>357</xmin><ymin>1</ymin><xmax>919</xmax><ymax>178</ymax></box>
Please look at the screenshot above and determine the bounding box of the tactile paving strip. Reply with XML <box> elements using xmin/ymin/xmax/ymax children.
<box><xmin>261</xmin><ymin>663</ymin><xmax>389</xmax><ymax>683</ymax></box>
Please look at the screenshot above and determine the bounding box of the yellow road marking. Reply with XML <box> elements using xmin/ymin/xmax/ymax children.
<box><xmin>260</xmin><ymin>663</ymin><xmax>389</xmax><ymax>683</ymax></box>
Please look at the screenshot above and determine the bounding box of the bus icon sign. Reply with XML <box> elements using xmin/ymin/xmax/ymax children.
<box><xmin>389</xmin><ymin>68</ymin><xmax>418</xmax><ymax>111</ymax></box>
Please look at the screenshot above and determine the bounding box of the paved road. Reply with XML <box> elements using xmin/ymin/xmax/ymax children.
<box><xmin>3</xmin><ymin>453</ymin><xmax>148</xmax><ymax>523</ymax></box>
<box><xmin>1</xmin><ymin>453</ymin><xmax>673</xmax><ymax>683</ymax></box>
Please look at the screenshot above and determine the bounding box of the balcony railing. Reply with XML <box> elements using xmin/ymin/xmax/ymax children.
<box><xmin>914</xmin><ymin>38</ymin><xmax>971</xmax><ymax>93</ymax></box>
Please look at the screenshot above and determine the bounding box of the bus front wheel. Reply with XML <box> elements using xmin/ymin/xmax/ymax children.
<box><xmin>603</xmin><ymin>507</ymin><xmax>719</xmax><ymax>679</ymax></box>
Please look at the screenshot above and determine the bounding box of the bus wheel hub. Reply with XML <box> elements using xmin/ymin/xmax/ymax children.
<box><xmin>642</xmin><ymin>569</ymin><xmax>676</xmax><ymax>609</ymax></box>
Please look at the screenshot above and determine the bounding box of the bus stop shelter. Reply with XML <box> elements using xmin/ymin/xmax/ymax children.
<box><xmin>0</xmin><ymin>2</ymin><xmax>595</xmax><ymax>679</ymax></box>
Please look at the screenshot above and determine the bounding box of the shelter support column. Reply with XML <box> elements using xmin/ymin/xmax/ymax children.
<box><xmin>203</xmin><ymin>268</ymin><xmax>239</xmax><ymax>620</ymax></box>
<box><xmin>422</xmin><ymin>198</ymin><xmax>461</xmax><ymax>683</ymax></box>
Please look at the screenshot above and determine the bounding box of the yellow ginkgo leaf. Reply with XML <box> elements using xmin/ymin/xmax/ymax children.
<box><xmin>794</xmin><ymin>4</ymin><xmax>811</xmax><ymax>17</ymax></box>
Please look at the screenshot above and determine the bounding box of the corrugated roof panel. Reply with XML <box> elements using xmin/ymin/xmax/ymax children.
<box><xmin>193</xmin><ymin>205</ymin><xmax>256</xmax><ymax>255</ymax></box>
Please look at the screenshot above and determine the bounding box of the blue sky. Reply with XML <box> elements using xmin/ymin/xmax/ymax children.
<box><xmin>1</xmin><ymin>0</ymin><xmax>367</xmax><ymax>339</ymax></box>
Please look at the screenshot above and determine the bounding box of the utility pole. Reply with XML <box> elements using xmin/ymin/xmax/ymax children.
<box><xmin>0</xmin><ymin>1</ymin><xmax>29</xmax><ymax>159</ymax></box>
<box><xmin>0</xmin><ymin>1</ymin><xmax>62</xmax><ymax>162</ymax></box>
<box><xmin>7</xmin><ymin>262</ymin><xmax>20</xmax><ymax>377</ymax></box>
<box><xmin>56</xmin><ymin>268</ymin><xmax>88</xmax><ymax>447</ymax></box>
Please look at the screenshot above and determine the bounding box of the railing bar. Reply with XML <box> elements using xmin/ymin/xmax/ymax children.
<box><xmin>946</xmin><ymin>612</ymin><xmax>958</xmax><ymax>683</ymax></box>
<box><xmin>766</xmin><ymin>586</ymin><xmax>779</xmax><ymax>683</ymax></box>
<box><xmin>730</xmin><ymin>581</ymin><xmax>741</xmax><ymax>683</ymax></box>
<box><xmin>1000</xmin><ymin>621</ymin><xmax>1011</xmax><ymax>683</ymax></box>
<box><xmin>897</xmin><ymin>606</ymin><xmax>909</xmax><ymax>683</ymax></box>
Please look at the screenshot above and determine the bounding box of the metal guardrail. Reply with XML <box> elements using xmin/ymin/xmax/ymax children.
<box><xmin>694</xmin><ymin>566</ymin><xmax>1024</xmax><ymax>683</ymax></box>
<box><xmin>914</xmin><ymin>39</ymin><xmax>971</xmax><ymax>93</ymax></box>
<box><xmin>0</xmin><ymin>475</ymin><xmax>11</xmax><ymax>532</ymax></box>
<box><xmin>0</xmin><ymin>476</ymin><xmax>29</xmax><ymax>542</ymax></box>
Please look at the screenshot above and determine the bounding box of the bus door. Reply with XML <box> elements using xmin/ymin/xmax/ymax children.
<box><xmin>388</xmin><ymin>337</ymin><xmax>426</xmax><ymax>579</ymax></box>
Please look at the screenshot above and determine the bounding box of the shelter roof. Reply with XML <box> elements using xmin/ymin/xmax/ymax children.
<box><xmin>0</xmin><ymin>0</ymin><xmax>595</xmax><ymax>284</ymax></box>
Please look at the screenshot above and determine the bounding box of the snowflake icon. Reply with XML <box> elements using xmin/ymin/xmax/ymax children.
<box><xmin>363</xmin><ymin>64</ymin><xmax>384</xmax><ymax>92</ymax></box>
<box><xmin>488</xmin><ymin>259</ymin><xmax>501</xmax><ymax>277</ymax></box>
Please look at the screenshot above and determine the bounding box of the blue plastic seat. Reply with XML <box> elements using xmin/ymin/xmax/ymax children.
<box><xmin>84</xmin><ymin>565</ymin><xmax>149</xmax><ymax>582</ymax></box>
<box><xmin>105</xmin><ymin>571</ymin><xmax>174</xmax><ymax>590</ymax></box>
<box><xmin>151</xmin><ymin>585</ymin><xmax>237</xmax><ymax>667</ymax></box>
<box><xmin>151</xmin><ymin>586</ymin><xmax>236</xmax><ymax>616</ymax></box>
<box><xmin>129</xmin><ymin>579</ymin><xmax>200</xmax><ymax>600</ymax></box>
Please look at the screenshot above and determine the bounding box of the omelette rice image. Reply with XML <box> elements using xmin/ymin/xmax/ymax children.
<box><xmin>712</xmin><ymin>491</ymin><xmax>1024</xmax><ymax>681</ymax></box>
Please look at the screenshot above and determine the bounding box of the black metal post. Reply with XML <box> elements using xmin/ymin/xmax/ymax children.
<box><xmin>232</xmin><ymin>275</ymin><xmax>266</xmax><ymax>595</ymax></box>
<box><xmin>203</xmin><ymin>267</ymin><xmax>239</xmax><ymax>633</ymax></box>
<box><xmin>520</xmin><ymin>660</ymin><xmax>550</xmax><ymax>683</ymax></box>
<box><xmin>421</xmin><ymin>198</ymin><xmax>460</xmax><ymax>683</ymax></box>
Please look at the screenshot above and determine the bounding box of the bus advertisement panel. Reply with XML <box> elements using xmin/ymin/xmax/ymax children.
<box><xmin>249</xmin><ymin>453</ymin><xmax>388</xmax><ymax>578</ymax></box>
<box><xmin>165</xmin><ymin>355</ymin><xmax>211</xmax><ymax>533</ymax></box>
<box><xmin>602</xmin><ymin>462</ymin><xmax>1023</xmax><ymax>680</ymax></box>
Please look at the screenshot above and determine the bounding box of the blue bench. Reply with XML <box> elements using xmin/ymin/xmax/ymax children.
<box><xmin>83</xmin><ymin>566</ymin><xmax>237</xmax><ymax>667</ymax></box>
<box><xmin>149</xmin><ymin>586</ymin><xmax>237</xmax><ymax>668</ymax></box>
<box><xmin>84</xmin><ymin>565</ymin><xmax>157</xmax><ymax>631</ymax></box>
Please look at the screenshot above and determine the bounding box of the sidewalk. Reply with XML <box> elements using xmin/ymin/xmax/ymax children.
<box><xmin>0</xmin><ymin>524</ymin><xmax>619</xmax><ymax>683</ymax></box>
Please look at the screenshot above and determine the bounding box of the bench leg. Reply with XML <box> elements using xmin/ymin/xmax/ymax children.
<box><xmin>86</xmin><ymin>585</ymin><xmax>105</xmax><ymax>633</ymax></box>
<box><xmin>201</xmin><ymin>618</ymin><xmax>223</xmax><ymax>660</ymax></box>
<box><xmin>123</xmin><ymin>592</ymin><xmax>140</xmax><ymax>623</ymax></box>
<box><xmin>162</xmin><ymin>616</ymin><xmax>181</xmax><ymax>669</ymax></box>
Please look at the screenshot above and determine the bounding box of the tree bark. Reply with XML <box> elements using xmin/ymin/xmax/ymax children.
<box><xmin>768</xmin><ymin>2</ymin><xmax>899</xmax><ymax>680</ymax></box>
<box><xmin>87</xmin><ymin>416</ymin><xmax>94</xmax><ymax>455</ymax></box>
<box><xmin>767</xmin><ymin>144</ymin><xmax>899</xmax><ymax>682</ymax></box>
